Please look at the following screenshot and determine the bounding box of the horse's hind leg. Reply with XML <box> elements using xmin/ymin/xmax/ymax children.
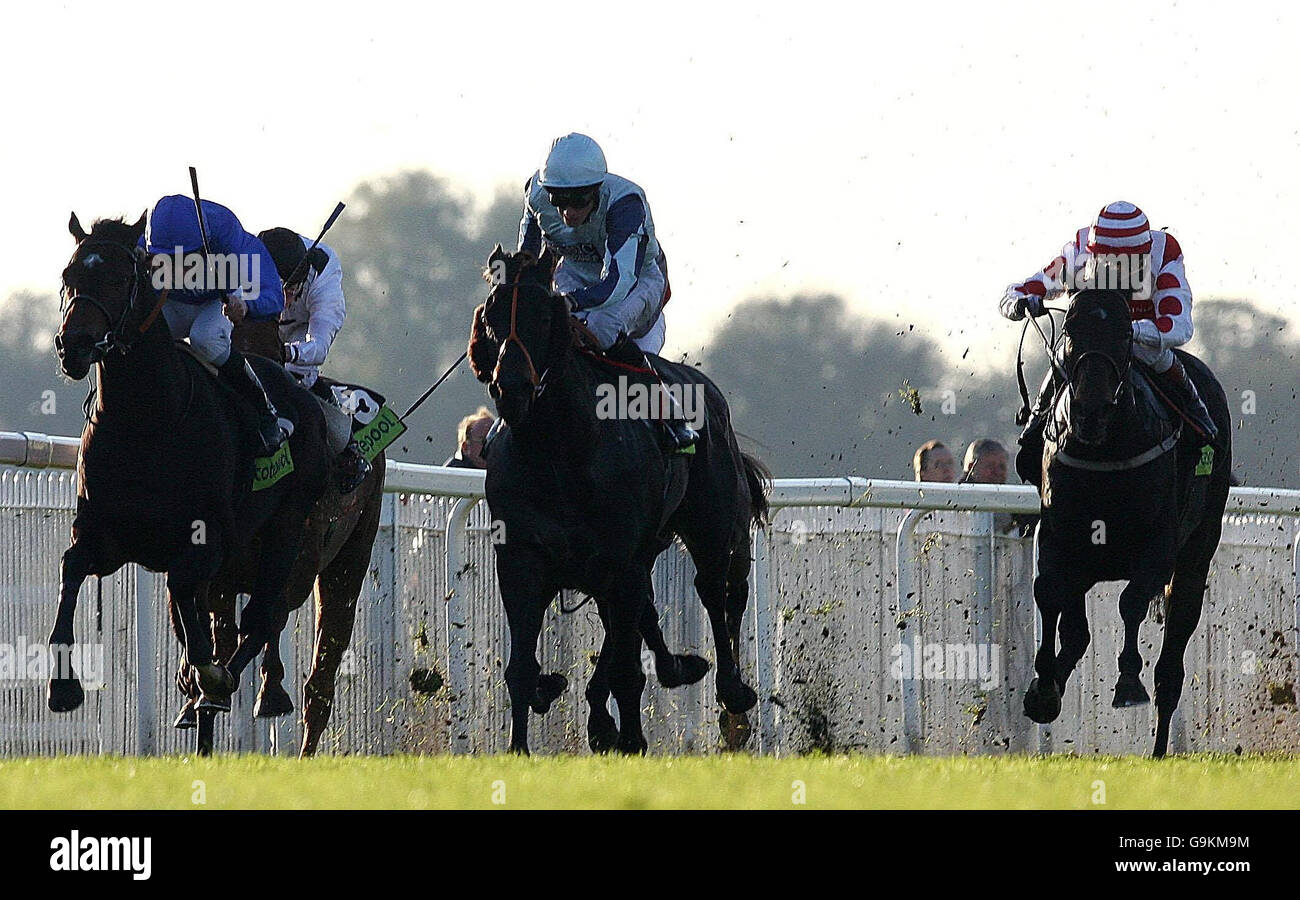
<box><xmin>300</xmin><ymin>563</ymin><xmax>362</xmax><ymax>757</ymax></box>
<box><xmin>685</xmin><ymin>541</ymin><xmax>758</xmax><ymax>716</ymax></box>
<box><xmin>1152</xmin><ymin>511</ymin><xmax>1223</xmax><ymax>757</ymax></box>
<box><xmin>640</xmin><ymin>578</ymin><xmax>709</xmax><ymax>690</ymax></box>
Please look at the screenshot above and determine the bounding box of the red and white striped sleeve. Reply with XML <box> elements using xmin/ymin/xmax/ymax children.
<box><xmin>1010</xmin><ymin>227</ymin><xmax>1089</xmax><ymax>300</ymax></box>
<box><xmin>1144</xmin><ymin>231</ymin><xmax>1193</xmax><ymax>349</ymax></box>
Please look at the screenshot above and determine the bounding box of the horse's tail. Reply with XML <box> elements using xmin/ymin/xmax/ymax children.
<box><xmin>741</xmin><ymin>452</ymin><xmax>772</xmax><ymax>528</ymax></box>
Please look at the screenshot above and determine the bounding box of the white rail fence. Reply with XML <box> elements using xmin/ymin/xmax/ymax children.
<box><xmin>2</xmin><ymin>430</ymin><xmax>1298</xmax><ymax>756</ymax></box>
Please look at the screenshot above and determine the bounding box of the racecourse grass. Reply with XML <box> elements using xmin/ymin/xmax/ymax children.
<box><xmin>2</xmin><ymin>754</ymin><xmax>1298</xmax><ymax>809</ymax></box>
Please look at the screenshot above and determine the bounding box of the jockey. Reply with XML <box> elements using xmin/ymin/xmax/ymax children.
<box><xmin>517</xmin><ymin>132</ymin><xmax>697</xmax><ymax>451</ymax></box>
<box><xmin>1000</xmin><ymin>201</ymin><xmax>1218</xmax><ymax>484</ymax></box>
<box><xmin>144</xmin><ymin>195</ymin><xmax>287</xmax><ymax>455</ymax></box>
<box><xmin>257</xmin><ymin>227</ymin><xmax>372</xmax><ymax>493</ymax></box>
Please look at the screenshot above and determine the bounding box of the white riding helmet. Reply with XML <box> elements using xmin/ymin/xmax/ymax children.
<box><xmin>539</xmin><ymin>133</ymin><xmax>608</xmax><ymax>189</ymax></box>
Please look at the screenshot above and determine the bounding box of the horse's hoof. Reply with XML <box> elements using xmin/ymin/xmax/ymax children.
<box><xmin>718</xmin><ymin>678</ymin><xmax>758</xmax><ymax>714</ymax></box>
<box><xmin>618</xmin><ymin>734</ymin><xmax>648</xmax><ymax>756</ymax></box>
<box><xmin>1112</xmin><ymin>674</ymin><xmax>1150</xmax><ymax>708</ymax></box>
<box><xmin>587</xmin><ymin>713</ymin><xmax>619</xmax><ymax>754</ymax></box>
<box><xmin>1023</xmin><ymin>677</ymin><xmax>1062</xmax><ymax>724</ymax></box>
<box><xmin>173</xmin><ymin>700</ymin><xmax>197</xmax><ymax>729</ymax></box>
<box><xmin>197</xmin><ymin>693</ymin><xmax>232</xmax><ymax>713</ymax></box>
<box><xmin>719</xmin><ymin>710</ymin><xmax>753</xmax><ymax>750</ymax></box>
<box><xmin>253</xmin><ymin>682</ymin><xmax>294</xmax><ymax>718</ymax></box>
<box><xmin>531</xmin><ymin>673</ymin><xmax>568</xmax><ymax>714</ymax></box>
<box><xmin>658</xmin><ymin>654</ymin><xmax>710</xmax><ymax>689</ymax></box>
<box><xmin>193</xmin><ymin>662</ymin><xmax>235</xmax><ymax>697</ymax></box>
<box><xmin>47</xmin><ymin>677</ymin><xmax>85</xmax><ymax>713</ymax></box>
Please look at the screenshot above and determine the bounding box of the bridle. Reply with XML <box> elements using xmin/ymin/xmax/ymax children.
<box><xmin>56</xmin><ymin>239</ymin><xmax>167</xmax><ymax>362</ymax></box>
<box><xmin>490</xmin><ymin>275</ymin><xmax>552</xmax><ymax>398</ymax></box>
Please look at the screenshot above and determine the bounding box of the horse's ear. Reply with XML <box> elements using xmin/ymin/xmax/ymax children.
<box><xmin>468</xmin><ymin>303</ymin><xmax>499</xmax><ymax>384</ymax></box>
<box><xmin>488</xmin><ymin>243</ymin><xmax>507</xmax><ymax>266</ymax></box>
<box><xmin>129</xmin><ymin>211</ymin><xmax>147</xmax><ymax>243</ymax></box>
<box><xmin>69</xmin><ymin>212</ymin><xmax>88</xmax><ymax>243</ymax></box>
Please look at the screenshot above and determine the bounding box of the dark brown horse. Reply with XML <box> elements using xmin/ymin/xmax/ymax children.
<box><xmin>470</xmin><ymin>247</ymin><xmax>770</xmax><ymax>754</ymax></box>
<box><xmin>53</xmin><ymin>214</ymin><xmax>332</xmax><ymax>756</ymax></box>
<box><xmin>170</xmin><ymin>317</ymin><xmax>388</xmax><ymax>756</ymax></box>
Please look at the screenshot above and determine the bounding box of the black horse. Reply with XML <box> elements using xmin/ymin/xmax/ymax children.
<box><xmin>469</xmin><ymin>247</ymin><xmax>769</xmax><ymax>754</ymax></box>
<box><xmin>53</xmin><ymin>213</ymin><xmax>331</xmax><ymax>753</ymax></box>
<box><xmin>1020</xmin><ymin>289</ymin><xmax>1231</xmax><ymax>757</ymax></box>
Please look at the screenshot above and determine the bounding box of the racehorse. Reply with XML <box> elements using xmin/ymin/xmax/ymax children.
<box><xmin>163</xmin><ymin>318</ymin><xmax>389</xmax><ymax>756</ymax></box>
<box><xmin>53</xmin><ymin>213</ymin><xmax>331</xmax><ymax>754</ymax></box>
<box><xmin>469</xmin><ymin>247</ymin><xmax>770</xmax><ymax>754</ymax></box>
<box><xmin>1020</xmin><ymin>288</ymin><xmax>1232</xmax><ymax>757</ymax></box>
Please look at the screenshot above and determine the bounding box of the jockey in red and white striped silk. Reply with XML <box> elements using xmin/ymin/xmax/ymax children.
<box><xmin>1000</xmin><ymin>201</ymin><xmax>1218</xmax><ymax>484</ymax></box>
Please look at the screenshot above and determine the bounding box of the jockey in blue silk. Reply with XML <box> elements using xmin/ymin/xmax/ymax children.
<box><xmin>144</xmin><ymin>194</ymin><xmax>287</xmax><ymax>455</ymax></box>
<box><xmin>518</xmin><ymin>133</ymin><xmax>697</xmax><ymax>450</ymax></box>
<box><xmin>258</xmin><ymin>226</ymin><xmax>372</xmax><ymax>493</ymax></box>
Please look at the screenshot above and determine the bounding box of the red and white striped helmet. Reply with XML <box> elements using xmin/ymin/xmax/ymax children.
<box><xmin>1087</xmin><ymin>201</ymin><xmax>1152</xmax><ymax>255</ymax></box>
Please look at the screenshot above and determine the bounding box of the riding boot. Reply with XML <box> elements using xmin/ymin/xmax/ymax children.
<box><xmin>336</xmin><ymin>439</ymin><xmax>373</xmax><ymax>493</ymax></box>
<box><xmin>218</xmin><ymin>351</ymin><xmax>286</xmax><ymax>456</ymax></box>
<box><xmin>1154</xmin><ymin>357</ymin><xmax>1219</xmax><ymax>443</ymax></box>
<box><xmin>642</xmin><ymin>352</ymin><xmax>699</xmax><ymax>454</ymax></box>
<box><xmin>1015</xmin><ymin>372</ymin><xmax>1056</xmax><ymax>487</ymax></box>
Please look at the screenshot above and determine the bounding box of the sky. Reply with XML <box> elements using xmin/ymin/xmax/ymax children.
<box><xmin>3</xmin><ymin>0</ymin><xmax>1298</xmax><ymax>369</ymax></box>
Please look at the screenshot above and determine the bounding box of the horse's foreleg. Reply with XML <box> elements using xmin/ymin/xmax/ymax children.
<box><xmin>1114</xmin><ymin>567</ymin><xmax>1169</xmax><ymax>710</ymax></box>
<box><xmin>1053</xmin><ymin>579</ymin><xmax>1094</xmax><ymax>693</ymax></box>
<box><xmin>227</xmin><ymin>532</ymin><xmax>302</xmax><ymax>681</ymax></box>
<box><xmin>605</xmin><ymin>580</ymin><xmax>648</xmax><ymax>755</ymax></box>
<box><xmin>499</xmin><ymin>558</ymin><xmax>552</xmax><ymax>755</ymax></box>
<box><xmin>1024</xmin><ymin>564</ymin><xmax>1065</xmax><ymax>724</ymax></box>
<box><xmin>585</xmin><ymin>601</ymin><xmax>618</xmax><ymax>753</ymax></box>
<box><xmin>47</xmin><ymin>539</ymin><xmax>95</xmax><ymax>712</ymax></box>
<box><xmin>168</xmin><ymin>551</ymin><xmax>231</xmax><ymax>711</ymax></box>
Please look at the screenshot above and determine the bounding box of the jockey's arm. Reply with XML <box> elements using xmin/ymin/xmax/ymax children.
<box><xmin>1134</xmin><ymin>233</ymin><xmax>1193</xmax><ymax>351</ymax></box>
<box><xmin>284</xmin><ymin>246</ymin><xmax>346</xmax><ymax>367</ymax></box>
<box><xmin>232</xmin><ymin>223</ymin><xmax>285</xmax><ymax>321</ymax></box>
<box><xmin>518</xmin><ymin>177</ymin><xmax>544</xmax><ymax>258</ymax></box>
<box><xmin>568</xmin><ymin>195</ymin><xmax>654</xmax><ymax>347</ymax></box>
<box><xmin>1005</xmin><ymin>227</ymin><xmax>1089</xmax><ymax>310</ymax></box>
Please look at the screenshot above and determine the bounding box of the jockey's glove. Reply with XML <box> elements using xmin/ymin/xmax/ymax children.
<box><xmin>999</xmin><ymin>287</ymin><xmax>1042</xmax><ymax>321</ymax></box>
<box><xmin>284</xmin><ymin>342</ymin><xmax>300</xmax><ymax>364</ymax></box>
<box><xmin>1131</xmin><ymin>319</ymin><xmax>1165</xmax><ymax>350</ymax></box>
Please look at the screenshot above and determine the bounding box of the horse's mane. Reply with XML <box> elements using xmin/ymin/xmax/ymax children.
<box><xmin>87</xmin><ymin>217</ymin><xmax>136</xmax><ymax>242</ymax></box>
<box><xmin>1064</xmin><ymin>289</ymin><xmax>1132</xmax><ymax>346</ymax></box>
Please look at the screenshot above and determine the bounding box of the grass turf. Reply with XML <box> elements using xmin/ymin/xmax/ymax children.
<box><xmin>2</xmin><ymin>754</ymin><xmax>1297</xmax><ymax>810</ymax></box>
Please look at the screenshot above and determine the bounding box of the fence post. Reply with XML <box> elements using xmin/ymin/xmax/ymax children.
<box><xmin>895</xmin><ymin>508</ymin><xmax>928</xmax><ymax>754</ymax></box>
<box><xmin>445</xmin><ymin>497</ymin><xmax>479</xmax><ymax>755</ymax></box>
<box><xmin>134</xmin><ymin>567</ymin><xmax>157</xmax><ymax>756</ymax></box>
<box><xmin>751</xmin><ymin>522</ymin><xmax>773</xmax><ymax>753</ymax></box>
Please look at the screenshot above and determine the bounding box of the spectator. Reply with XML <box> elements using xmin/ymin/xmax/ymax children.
<box><xmin>963</xmin><ymin>437</ymin><xmax>1038</xmax><ymax>536</ymax></box>
<box><xmin>913</xmin><ymin>440</ymin><xmax>958</xmax><ymax>483</ymax></box>
<box><xmin>961</xmin><ymin>439</ymin><xmax>1009</xmax><ymax>484</ymax></box>
<box><xmin>445</xmin><ymin>407</ymin><xmax>494</xmax><ymax>469</ymax></box>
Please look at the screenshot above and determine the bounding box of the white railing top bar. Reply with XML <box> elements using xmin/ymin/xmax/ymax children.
<box><xmin>5</xmin><ymin>430</ymin><xmax>1300</xmax><ymax>517</ymax></box>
